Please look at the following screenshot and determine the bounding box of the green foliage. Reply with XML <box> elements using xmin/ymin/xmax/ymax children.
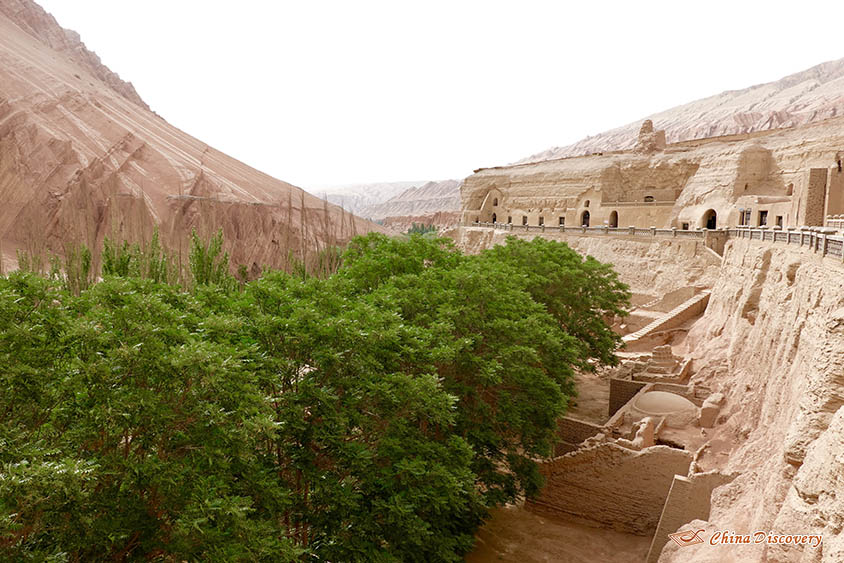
<box><xmin>406</xmin><ymin>222</ymin><xmax>438</xmax><ymax>235</ymax></box>
<box><xmin>0</xmin><ymin>276</ymin><xmax>297</xmax><ymax>561</ymax></box>
<box><xmin>61</xmin><ymin>242</ymin><xmax>93</xmax><ymax>296</ymax></box>
<box><xmin>479</xmin><ymin>236</ymin><xmax>631</xmax><ymax>369</ymax></box>
<box><xmin>102</xmin><ymin>228</ymin><xmax>178</xmax><ymax>284</ymax></box>
<box><xmin>0</xmin><ymin>231</ymin><xmax>629</xmax><ymax>561</ymax></box>
<box><xmin>339</xmin><ymin>234</ymin><xmax>590</xmax><ymax>504</ymax></box>
<box><xmin>242</xmin><ymin>274</ymin><xmax>484</xmax><ymax>561</ymax></box>
<box><xmin>189</xmin><ymin>229</ymin><xmax>237</xmax><ymax>290</ymax></box>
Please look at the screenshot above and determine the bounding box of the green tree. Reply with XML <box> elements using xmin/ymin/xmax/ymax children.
<box><xmin>0</xmin><ymin>230</ymin><xmax>629</xmax><ymax>561</ymax></box>
<box><xmin>0</xmin><ymin>277</ymin><xmax>296</xmax><ymax>561</ymax></box>
<box><xmin>241</xmin><ymin>272</ymin><xmax>485</xmax><ymax>561</ymax></box>
<box><xmin>347</xmin><ymin>238</ymin><xmax>578</xmax><ymax>504</ymax></box>
<box><xmin>479</xmin><ymin>236</ymin><xmax>630</xmax><ymax>369</ymax></box>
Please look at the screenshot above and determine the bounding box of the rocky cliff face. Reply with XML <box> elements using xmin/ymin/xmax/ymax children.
<box><xmin>0</xmin><ymin>0</ymin><xmax>380</xmax><ymax>272</ymax></box>
<box><xmin>520</xmin><ymin>58</ymin><xmax>844</xmax><ymax>163</ymax></box>
<box><xmin>0</xmin><ymin>0</ymin><xmax>148</xmax><ymax>110</ymax></box>
<box><xmin>658</xmin><ymin>238</ymin><xmax>844</xmax><ymax>562</ymax></box>
<box><xmin>462</xmin><ymin>114</ymin><xmax>844</xmax><ymax>233</ymax></box>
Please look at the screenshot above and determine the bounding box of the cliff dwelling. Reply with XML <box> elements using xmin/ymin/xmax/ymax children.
<box><xmin>461</xmin><ymin>121</ymin><xmax>844</xmax><ymax>233</ymax></box>
<box><xmin>459</xmin><ymin>120</ymin><xmax>844</xmax><ymax>562</ymax></box>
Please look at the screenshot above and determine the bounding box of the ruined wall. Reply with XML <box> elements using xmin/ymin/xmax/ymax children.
<box><xmin>647</xmin><ymin>472</ymin><xmax>735</xmax><ymax>563</ymax></box>
<box><xmin>555</xmin><ymin>416</ymin><xmax>604</xmax><ymax>456</ymax></box>
<box><xmin>609</xmin><ymin>378</ymin><xmax>647</xmax><ymax>417</ymax></box>
<box><xmin>658</xmin><ymin>237</ymin><xmax>844</xmax><ymax>562</ymax></box>
<box><xmin>527</xmin><ymin>443</ymin><xmax>692</xmax><ymax>536</ymax></box>
<box><xmin>824</xmin><ymin>165</ymin><xmax>844</xmax><ymax>217</ymax></box>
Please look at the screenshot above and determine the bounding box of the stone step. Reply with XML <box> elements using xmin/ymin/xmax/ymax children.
<box><xmin>622</xmin><ymin>291</ymin><xmax>711</xmax><ymax>344</ymax></box>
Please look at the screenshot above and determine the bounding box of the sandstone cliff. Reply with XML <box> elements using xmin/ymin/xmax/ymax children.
<box><xmin>0</xmin><ymin>0</ymin><xmax>380</xmax><ymax>273</ymax></box>
<box><xmin>0</xmin><ymin>0</ymin><xmax>148</xmax><ymax>110</ymax></box>
<box><xmin>453</xmin><ymin>227</ymin><xmax>720</xmax><ymax>297</ymax></box>
<box><xmin>520</xmin><ymin>58</ymin><xmax>844</xmax><ymax>163</ymax></box>
<box><xmin>462</xmin><ymin>114</ymin><xmax>844</xmax><ymax>233</ymax></box>
<box><xmin>658</xmin><ymin>238</ymin><xmax>844</xmax><ymax>562</ymax></box>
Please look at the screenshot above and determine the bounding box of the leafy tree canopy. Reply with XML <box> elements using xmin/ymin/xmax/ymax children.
<box><xmin>1</xmin><ymin>232</ymin><xmax>628</xmax><ymax>562</ymax></box>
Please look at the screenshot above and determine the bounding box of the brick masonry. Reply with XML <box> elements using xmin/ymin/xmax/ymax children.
<box><xmin>527</xmin><ymin>443</ymin><xmax>692</xmax><ymax>536</ymax></box>
<box><xmin>555</xmin><ymin>416</ymin><xmax>604</xmax><ymax>456</ymax></box>
<box><xmin>609</xmin><ymin>377</ymin><xmax>647</xmax><ymax>417</ymax></box>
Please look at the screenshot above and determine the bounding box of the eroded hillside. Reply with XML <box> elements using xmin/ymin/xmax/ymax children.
<box><xmin>520</xmin><ymin>58</ymin><xmax>844</xmax><ymax>163</ymax></box>
<box><xmin>660</xmin><ymin>237</ymin><xmax>844</xmax><ymax>562</ymax></box>
<box><xmin>0</xmin><ymin>0</ymin><xmax>380</xmax><ymax>273</ymax></box>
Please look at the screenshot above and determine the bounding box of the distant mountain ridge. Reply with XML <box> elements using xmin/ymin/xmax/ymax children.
<box><xmin>519</xmin><ymin>57</ymin><xmax>844</xmax><ymax>163</ymax></box>
<box><xmin>319</xmin><ymin>181</ymin><xmax>423</xmax><ymax>215</ymax></box>
<box><xmin>361</xmin><ymin>179</ymin><xmax>461</xmax><ymax>221</ymax></box>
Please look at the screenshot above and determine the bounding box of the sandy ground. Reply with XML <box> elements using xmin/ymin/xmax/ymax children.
<box><xmin>467</xmin><ymin>504</ymin><xmax>650</xmax><ymax>563</ymax></box>
<box><xmin>566</xmin><ymin>371</ymin><xmax>610</xmax><ymax>425</ymax></box>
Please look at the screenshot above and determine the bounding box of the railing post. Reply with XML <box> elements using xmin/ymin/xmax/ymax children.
<box><xmin>651</xmin><ymin>226</ymin><xmax>656</xmax><ymax>236</ymax></box>
<box><xmin>628</xmin><ymin>225</ymin><xmax>635</xmax><ymax>236</ymax></box>
<box><xmin>671</xmin><ymin>227</ymin><xmax>677</xmax><ymax>238</ymax></box>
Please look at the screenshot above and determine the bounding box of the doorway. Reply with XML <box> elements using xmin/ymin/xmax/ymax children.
<box><xmin>703</xmin><ymin>209</ymin><xmax>717</xmax><ymax>229</ymax></box>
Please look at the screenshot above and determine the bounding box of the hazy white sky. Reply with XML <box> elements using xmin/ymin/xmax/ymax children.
<box><xmin>37</xmin><ymin>0</ymin><xmax>844</xmax><ymax>189</ymax></box>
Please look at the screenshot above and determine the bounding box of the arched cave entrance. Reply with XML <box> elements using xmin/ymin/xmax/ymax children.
<box><xmin>609</xmin><ymin>210</ymin><xmax>618</xmax><ymax>228</ymax></box>
<box><xmin>702</xmin><ymin>209</ymin><xmax>717</xmax><ymax>229</ymax></box>
<box><xmin>581</xmin><ymin>210</ymin><xmax>591</xmax><ymax>227</ymax></box>
<box><xmin>492</xmin><ymin>213</ymin><xmax>497</xmax><ymax>223</ymax></box>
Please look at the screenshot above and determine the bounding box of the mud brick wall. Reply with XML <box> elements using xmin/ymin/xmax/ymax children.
<box><xmin>527</xmin><ymin>443</ymin><xmax>692</xmax><ymax>535</ymax></box>
<box><xmin>609</xmin><ymin>377</ymin><xmax>647</xmax><ymax>416</ymax></box>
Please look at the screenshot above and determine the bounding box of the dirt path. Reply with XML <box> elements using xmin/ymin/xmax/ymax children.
<box><xmin>467</xmin><ymin>505</ymin><xmax>650</xmax><ymax>562</ymax></box>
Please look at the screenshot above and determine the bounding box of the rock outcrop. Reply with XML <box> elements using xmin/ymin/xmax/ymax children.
<box><xmin>0</xmin><ymin>0</ymin><xmax>381</xmax><ymax>272</ymax></box>
<box><xmin>657</xmin><ymin>237</ymin><xmax>844</xmax><ymax>562</ymax></box>
<box><xmin>0</xmin><ymin>0</ymin><xmax>148</xmax><ymax>109</ymax></box>
<box><xmin>519</xmin><ymin>57</ymin><xmax>844</xmax><ymax>164</ymax></box>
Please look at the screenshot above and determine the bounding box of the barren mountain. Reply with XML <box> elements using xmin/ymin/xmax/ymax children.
<box><xmin>319</xmin><ymin>181</ymin><xmax>422</xmax><ymax>215</ymax></box>
<box><xmin>360</xmin><ymin>179</ymin><xmax>461</xmax><ymax>220</ymax></box>
<box><xmin>0</xmin><ymin>0</ymin><xmax>148</xmax><ymax>110</ymax></box>
<box><xmin>520</xmin><ymin>57</ymin><xmax>844</xmax><ymax>163</ymax></box>
<box><xmin>0</xmin><ymin>0</ymin><xmax>380</xmax><ymax>273</ymax></box>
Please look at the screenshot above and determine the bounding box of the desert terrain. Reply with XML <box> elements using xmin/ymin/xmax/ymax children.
<box><xmin>0</xmin><ymin>0</ymin><xmax>381</xmax><ymax>275</ymax></box>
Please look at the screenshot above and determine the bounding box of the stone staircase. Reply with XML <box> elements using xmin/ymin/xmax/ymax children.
<box><xmin>623</xmin><ymin>291</ymin><xmax>711</xmax><ymax>344</ymax></box>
